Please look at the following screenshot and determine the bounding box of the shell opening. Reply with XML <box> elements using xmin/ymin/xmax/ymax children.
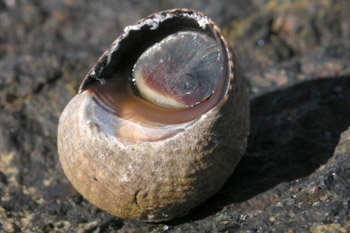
<box><xmin>83</xmin><ymin>10</ymin><xmax>232</xmax><ymax>144</ymax></box>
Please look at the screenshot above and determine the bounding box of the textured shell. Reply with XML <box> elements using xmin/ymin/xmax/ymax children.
<box><xmin>57</xmin><ymin>9</ymin><xmax>250</xmax><ymax>221</ymax></box>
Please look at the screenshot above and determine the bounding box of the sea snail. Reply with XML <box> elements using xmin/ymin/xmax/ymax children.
<box><xmin>58</xmin><ymin>9</ymin><xmax>249</xmax><ymax>222</ymax></box>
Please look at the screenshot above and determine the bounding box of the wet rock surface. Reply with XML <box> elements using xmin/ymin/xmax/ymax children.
<box><xmin>0</xmin><ymin>0</ymin><xmax>349</xmax><ymax>232</ymax></box>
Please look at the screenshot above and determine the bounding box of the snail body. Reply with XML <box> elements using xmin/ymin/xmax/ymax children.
<box><xmin>58</xmin><ymin>9</ymin><xmax>249</xmax><ymax>221</ymax></box>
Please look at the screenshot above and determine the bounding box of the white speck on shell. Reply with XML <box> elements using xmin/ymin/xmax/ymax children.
<box><xmin>183</xmin><ymin>12</ymin><xmax>210</xmax><ymax>29</ymax></box>
<box><xmin>107</xmin><ymin>13</ymin><xmax>173</xmax><ymax>65</ymax></box>
<box><xmin>144</xmin><ymin>13</ymin><xmax>173</xmax><ymax>30</ymax></box>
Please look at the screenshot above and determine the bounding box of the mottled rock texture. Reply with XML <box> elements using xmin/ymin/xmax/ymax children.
<box><xmin>0</xmin><ymin>0</ymin><xmax>349</xmax><ymax>232</ymax></box>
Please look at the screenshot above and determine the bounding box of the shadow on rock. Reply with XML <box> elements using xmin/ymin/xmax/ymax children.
<box><xmin>169</xmin><ymin>75</ymin><xmax>350</xmax><ymax>224</ymax></box>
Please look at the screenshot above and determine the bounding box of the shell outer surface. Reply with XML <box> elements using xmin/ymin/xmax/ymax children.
<box><xmin>57</xmin><ymin>9</ymin><xmax>250</xmax><ymax>222</ymax></box>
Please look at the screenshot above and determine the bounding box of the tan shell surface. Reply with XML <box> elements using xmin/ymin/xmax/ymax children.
<box><xmin>57</xmin><ymin>57</ymin><xmax>249</xmax><ymax>221</ymax></box>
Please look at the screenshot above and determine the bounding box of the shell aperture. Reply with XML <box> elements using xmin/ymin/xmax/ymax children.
<box><xmin>88</xmin><ymin>29</ymin><xmax>227</xmax><ymax>143</ymax></box>
<box><xmin>84</xmin><ymin>11</ymin><xmax>232</xmax><ymax>144</ymax></box>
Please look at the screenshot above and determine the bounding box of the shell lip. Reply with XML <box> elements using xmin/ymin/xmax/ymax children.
<box><xmin>78</xmin><ymin>9</ymin><xmax>234</xmax><ymax>108</ymax></box>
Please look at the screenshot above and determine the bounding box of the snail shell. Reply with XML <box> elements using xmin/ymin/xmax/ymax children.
<box><xmin>58</xmin><ymin>9</ymin><xmax>249</xmax><ymax>222</ymax></box>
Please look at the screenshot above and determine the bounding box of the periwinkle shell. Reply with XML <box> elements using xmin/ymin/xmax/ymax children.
<box><xmin>57</xmin><ymin>9</ymin><xmax>249</xmax><ymax>222</ymax></box>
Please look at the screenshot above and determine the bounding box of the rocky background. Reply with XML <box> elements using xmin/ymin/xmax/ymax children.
<box><xmin>0</xmin><ymin>0</ymin><xmax>349</xmax><ymax>232</ymax></box>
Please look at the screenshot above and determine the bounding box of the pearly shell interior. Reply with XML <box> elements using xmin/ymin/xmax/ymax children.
<box><xmin>82</xmin><ymin>10</ymin><xmax>231</xmax><ymax>144</ymax></box>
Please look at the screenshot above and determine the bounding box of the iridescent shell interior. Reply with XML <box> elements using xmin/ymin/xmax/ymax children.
<box><xmin>79</xmin><ymin>9</ymin><xmax>233</xmax><ymax>144</ymax></box>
